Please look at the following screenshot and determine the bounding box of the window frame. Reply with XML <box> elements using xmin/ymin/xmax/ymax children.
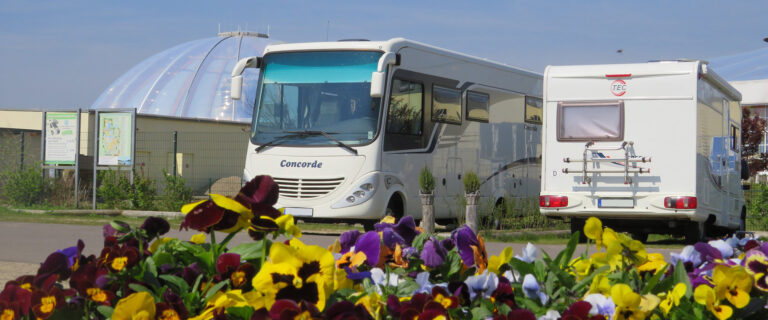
<box><xmin>557</xmin><ymin>100</ymin><xmax>625</xmax><ymax>142</ymax></box>
<box><xmin>466</xmin><ymin>90</ymin><xmax>490</xmax><ymax>123</ymax></box>
<box><xmin>386</xmin><ymin>77</ymin><xmax>425</xmax><ymax>136</ymax></box>
<box><xmin>431</xmin><ymin>84</ymin><xmax>463</xmax><ymax>125</ymax></box>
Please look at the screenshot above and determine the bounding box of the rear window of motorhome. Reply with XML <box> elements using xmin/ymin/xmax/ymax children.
<box><xmin>387</xmin><ymin>78</ymin><xmax>423</xmax><ymax>135</ymax></box>
<box><xmin>432</xmin><ymin>85</ymin><xmax>462</xmax><ymax>124</ymax></box>
<box><xmin>557</xmin><ymin>101</ymin><xmax>624</xmax><ymax>141</ymax></box>
<box><xmin>466</xmin><ymin>91</ymin><xmax>489</xmax><ymax>122</ymax></box>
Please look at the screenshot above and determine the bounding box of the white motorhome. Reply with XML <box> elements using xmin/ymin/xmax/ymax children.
<box><xmin>231</xmin><ymin>38</ymin><xmax>542</xmax><ymax>229</ymax></box>
<box><xmin>540</xmin><ymin>61</ymin><xmax>747</xmax><ymax>242</ymax></box>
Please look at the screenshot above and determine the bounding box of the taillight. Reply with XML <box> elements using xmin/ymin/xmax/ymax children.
<box><xmin>540</xmin><ymin>195</ymin><xmax>568</xmax><ymax>208</ymax></box>
<box><xmin>664</xmin><ymin>196</ymin><xmax>697</xmax><ymax>209</ymax></box>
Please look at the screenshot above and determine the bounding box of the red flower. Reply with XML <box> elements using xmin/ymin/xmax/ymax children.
<box><xmin>31</xmin><ymin>286</ymin><xmax>76</xmax><ymax>319</ymax></box>
<box><xmin>98</xmin><ymin>245</ymin><xmax>139</xmax><ymax>273</ymax></box>
<box><xmin>0</xmin><ymin>284</ymin><xmax>32</xmax><ymax>319</ymax></box>
<box><xmin>561</xmin><ymin>301</ymin><xmax>606</xmax><ymax>320</ymax></box>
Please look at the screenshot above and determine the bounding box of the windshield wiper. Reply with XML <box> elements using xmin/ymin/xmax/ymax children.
<box><xmin>255</xmin><ymin>130</ymin><xmax>358</xmax><ymax>155</ymax></box>
<box><xmin>284</xmin><ymin>130</ymin><xmax>358</xmax><ymax>155</ymax></box>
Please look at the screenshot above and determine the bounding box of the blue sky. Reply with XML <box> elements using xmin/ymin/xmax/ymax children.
<box><xmin>1</xmin><ymin>0</ymin><xmax>766</xmax><ymax>109</ymax></box>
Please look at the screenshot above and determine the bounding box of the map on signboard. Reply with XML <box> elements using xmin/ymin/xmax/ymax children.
<box><xmin>98</xmin><ymin>112</ymin><xmax>133</xmax><ymax>166</ymax></box>
<box><xmin>44</xmin><ymin>112</ymin><xmax>78</xmax><ymax>165</ymax></box>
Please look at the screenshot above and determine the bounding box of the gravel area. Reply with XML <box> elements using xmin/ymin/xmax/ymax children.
<box><xmin>0</xmin><ymin>261</ymin><xmax>39</xmax><ymax>287</ymax></box>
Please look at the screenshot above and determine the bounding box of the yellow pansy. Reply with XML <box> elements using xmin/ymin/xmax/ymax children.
<box><xmin>112</xmin><ymin>291</ymin><xmax>156</xmax><ymax>320</ymax></box>
<box><xmin>148</xmin><ymin>237</ymin><xmax>174</xmax><ymax>254</ymax></box>
<box><xmin>276</xmin><ymin>214</ymin><xmax>302</xmax><ymax>238</ymax></box>
<box><xmin>584</xmin><ymin>217</ymin><xmax>603</xmax><ymax>247</ymax></box>
<box><xmin>713</xmin><ymin>265</ymin><xmax>752</xmax><ymax>308</ymax></box>
<box><xmin>189</xmin><ymin>233</ymin><xmax>206</xmax><ymax>244</ymax></box>
<box><xmin>659</xmin><ymin>283</ymin><xmax>686</xmax><ymax>315</ymax></box>
<box><xmin>190</xmin><ymin>290</ymin><xmax>263</xmax><ymax>320</ymax></box>
<box><xmin>637</xmin><ymin>253</ymin><xmax>667</xmax><ymax>274</ymax></box>
<box><xmin>695</xmin><ymin>285</ymin><xmax>733</xmax><ymax>320</ymax></box>
<box><xmin>488</xmin><ymin>247</ymin><xmax>514</xmax><ymax>274</ymax></box>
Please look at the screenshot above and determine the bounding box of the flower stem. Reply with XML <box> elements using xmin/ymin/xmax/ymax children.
<box><xmin>260</xmin><ymin>237</ymin><xmax>267</xmax><ymax>268</ymax></box>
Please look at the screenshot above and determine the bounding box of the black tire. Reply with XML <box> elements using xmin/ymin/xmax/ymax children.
<box><xmin>570</xmin><ymin>218</ymin><xmax>587</xmax><ymax>243</ymax></box>
<box><xmin>363</xmin><ymin>222</ymin><xmax>376</xmax><ymax>232</ymax></box>
<box><xmin>685</xmin><ymin>221</ymin><xmax>706</xmax><ymax>244</ymax></box>
<box><xmin>386</xmin><ymin>195</ymin><xmax>404</xmax><ymax>220</ymax></box>
<box><xmin>630</xmin><ymin>232</ymin><xmax>649</xmax><ymax>243</ymax></box>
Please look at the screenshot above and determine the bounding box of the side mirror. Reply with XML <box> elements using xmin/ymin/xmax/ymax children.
<box><xmin>370</xmin><ymin>72</ymin><xmax>386</xmax><ymax>98</ymax></box>
<box><xmin>230</xmin><ymin>56</ymin><xmax>262</xmax><ymax>101</ymax></box>
<box><xmin>370</xmin><ymin>52</ymin><xmax>398</xmax><ymax>98</ymax></box>
<box><xmin>231</xmin><ymin>75</ymin><xmax>243</xmax><ymax>100</ymax></box>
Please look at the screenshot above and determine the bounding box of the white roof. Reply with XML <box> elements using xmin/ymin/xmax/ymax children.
<box><xmin>709</xmin><ymin>47</ymin><xmax>768</xmax><ymax>105</ymax></box>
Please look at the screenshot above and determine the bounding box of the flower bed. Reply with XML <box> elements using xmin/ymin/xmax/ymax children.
<box><xmin>1</xmin><ymin>176</ymin><xmax>766</xmax><ymax>319</ymax></box>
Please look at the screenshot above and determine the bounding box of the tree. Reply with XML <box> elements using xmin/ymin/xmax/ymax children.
<box><xmin>742</xmin><ymin>106</ymin><xmax>768</xmax><ymax>176</ymax></box>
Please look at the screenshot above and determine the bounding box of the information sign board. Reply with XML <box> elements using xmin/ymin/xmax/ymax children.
<box><xmin>44</xmin><ymin>112</ymin><xmax>78</xmax><ymax>165</ymax></box>
<box><xmin>97</xmin><ymin>112</ymin><xmax>133</xmax><ymax>166</ymax></box>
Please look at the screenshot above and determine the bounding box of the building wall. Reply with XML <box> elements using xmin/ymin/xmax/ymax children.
<box><xmin>0</xmin><ymin>110</ymin><xmax>250</xmax><ymax>196</ymax></box>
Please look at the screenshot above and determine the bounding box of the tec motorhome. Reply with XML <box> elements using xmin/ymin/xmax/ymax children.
<box><xmin>540</xmin><ymin>60</ymin><xmax>746</xmax><ymax>242</ymax></box>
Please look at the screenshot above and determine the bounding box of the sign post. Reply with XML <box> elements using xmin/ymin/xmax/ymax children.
<box><xmin>41</xmin><ymin>109</ymin><xmax>82</xmax><ymax>207</ymax></box>
<box><xmin>92</xmin><ymin>109</ymin><xmax>136</xmax><ymax>209</ymax></box>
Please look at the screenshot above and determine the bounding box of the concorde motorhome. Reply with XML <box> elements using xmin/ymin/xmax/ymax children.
<box><xmin>231</xmin><ymin>38</ymin><xmax>542</xmax><ymax>228</ymax></box>
<box><xmin>540</xmin><ymin>61</ymin><xmax>746</xmax><ymax>242</ymax></box>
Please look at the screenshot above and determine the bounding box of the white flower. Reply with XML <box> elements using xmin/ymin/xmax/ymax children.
<box><xmin>464</xmin><ymin>270</ymin><xmax>498</xmax><ymax>300</ymax></box>
<box><xmin>503</xmin><ymin>270</ymin><xmax>520</xmax><ymax>283</ymax></box>
<box><xmin>583</xmin><ymin>293</ymin><xmax>615</xmax><ymax>318</ymax></box>
<box><xmin>523</xmin><ymin>274</ymin><xmax>549</xmax><ymax>305</ymax></box>
<box><xmin>516</xmin><ymin>243</ymin><xmax>538</xmax><ymax>263</ymax></box>
<box><xmin>670</xmin><ymin>245</ymin><xmax>702</xmax><ymax>267</ymax></box>
<box><xmin>708</xmin><ymin>239</ymin><xmax>734</xmax><ymax>259</ymax></box>
<box><xmin>537</xmin><ymin>310</ymin><xmax>560</xmax><ymax>320</ymax></box>
<box><xmin>370</xmin><ymin>267</ymin><xmax>399</xmax><ymax>294</ymax></box>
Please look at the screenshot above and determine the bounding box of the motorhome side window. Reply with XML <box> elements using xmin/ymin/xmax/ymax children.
<box><xmin>557</xmin><ymin>101</ymin><xmax>624</xmax><ymax>141</ymax></box>
<box><xmin>731</xmin><ymin>125</ymin><xmax>739</xmax><ymax>151</ymax></box>
<box><xmin>525</xmin><ymin>96</ymin><xmax>543</xmax><ymax>124</ymax></box>
<box><xmin>432</xmin><ymin>85</ymin><xmax>462</xmax><ymax>124</ymax></box>
<box><xmin>386</xmin><ymin>79</ymin><xmax>423</xmax><ymax>135</ymax></box>
<box><xmin>466</xmin><ymin>91</ymin><xmax>489</xmax><ymax>122</ymax></box>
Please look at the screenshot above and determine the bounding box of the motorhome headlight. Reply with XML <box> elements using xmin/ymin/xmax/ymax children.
<box><xmin>332</xmin><ymin>174</ymin><xmax>379</xmax><ymax>209</ymax></box>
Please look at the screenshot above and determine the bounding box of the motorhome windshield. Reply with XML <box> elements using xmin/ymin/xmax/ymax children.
<box><xmin>251</xmin><ymin>51</ymin><xmax>383</xmax><ymax>147</ymax></box>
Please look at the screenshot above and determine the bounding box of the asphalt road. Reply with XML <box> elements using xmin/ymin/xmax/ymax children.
<box><xmin>0</xmin><ymin>221</ymin><xmax>682</xmax><ymax>286</ymax></box>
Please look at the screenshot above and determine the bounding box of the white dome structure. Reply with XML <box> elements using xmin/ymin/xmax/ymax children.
<box><xmin>91</xmin><ymin>32</ymin><xmax>277</xmax><ymax>122</ymax></box>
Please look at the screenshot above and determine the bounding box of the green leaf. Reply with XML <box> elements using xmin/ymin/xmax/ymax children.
<box><xmin>228</xmin><ymin>241</ymin><xmax>266</xmax><ymax>262</ymax></box>
<box><xmin>396</xmin><ymin>278</ymin><xmax>420</xmax><ymax>296</ymax></box>
<box><xmin>470</xmin><ymin>306</ymin><xmax>493</xmax><ymax>319</ymax></box>
<box><xmin>508</xmin><ymin>258</ymin><xmax>534</xmax><ymax>280</ymax></box>
<box><xmin>159</xmin><ymin>274</ymin><xmax>190</xmax><ymax>293</ymax></box>
<box><xmin>672</xmin><ymin>260</ymin><xmax>692</xmax><ymax>298</ymax></box>
<box><xmin>444</xmin><ymin>251</ymin><xmax>463</xmax><ymax>278</ymax></box>
<box><xmin>143</xmin><ymin>257</ymin><xmax>161</xmax><ymax>288</ymax></box>
<box><xmin>48</xmin><ymin>307</ymin><xmax>86</xmax><ymax>320</ymax></box>
<box><xmin>96</xmin><ymin>305</ymin><xmax>114</xmax><ymax>318</ymax></box>
<box><xmin>225</xmin><ymin>306</ymin><xmax>255</xmax><ymax>320</ymax></box>
<box><xmin>109</xmin><ymin>220</ymin><xmax>132</xmax><ymax>233</ymax></box>
<box><xmin>640</xmin><ymin>264</ymin><xmax>668</xmax><ymax>294</ymax></box>
<box><xmin>412</xmin><ymin>232</ymin><xmax>429</xmax><ymax>251</ymax></box>
<box><xmin>203</xmin><ymin>280</ymin><xmax>230</xmax><ymax>304</ymax></box>
<box><xmin>557</xmin><ymin>232</ymin><xmax>579</xmax><ymax>269</ymax></box>
<box><xmin>152</xmin><ymin>251</ymin><xmax>175</xmax><ymax>266</ymax></box>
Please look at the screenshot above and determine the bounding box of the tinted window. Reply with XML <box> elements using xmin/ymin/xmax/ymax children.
<box><xmin>387</xmin><ymin>79</ymin><xmax>423</xmax><ymax>135</ymax></box>
<box><xmin>525</xmin><ymin>96</ymin><xmax>543</xmax><ymax>124</ymax></box>
<box><xmin>432</xmin><ymin>85</ymin><xmax>461</xmax><ymax>124</ymax></box>
<box><xmin>466</xmin><ymin>91</ymin><xmax>489</xmax><ymax>122</ymax></box>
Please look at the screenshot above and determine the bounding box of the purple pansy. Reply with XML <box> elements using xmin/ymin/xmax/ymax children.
<box><xmin>354</xmin><ymin>231</ymin><xmax>381</xmax><ymax>266</ymax></box>
<box><xmin>452</xmin><ymin>226</ymin><xmax>479</xmax><ymax>267</ymax></box>
<box><xmin>421</xmin><ymin>237</ymin><xmax>449</xmax><ymax>268</ymax></box>
<box><xmin>375</xmin><ymin>216</ymin><xmax>420</xmax><ymax>246</ymax></box>
<box><xmin>339</xmin><ymin>230</ymin><xmax>361</xmax><ymax>254</ymax></box>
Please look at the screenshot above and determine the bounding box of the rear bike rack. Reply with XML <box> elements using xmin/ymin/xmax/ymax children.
<box><xmin>562</xmin><ymin>141</ymin><xmax>651</xmax><ymax>184</ymax></box>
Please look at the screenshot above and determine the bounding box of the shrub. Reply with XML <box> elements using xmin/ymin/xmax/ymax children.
<box><xmin>418</xmin><ymin>166</ymin><xmax>435</xmax><ymax>194</ymax></box>
<box><xmin>462</xmin><ymin>170</ymin><xmax>480</xmax><ymax>194</ymax></box>
<box><xmin>97</xmin><ymin>169</ymin><xmax>132</xmax><ymax>209</ymax></box>
<box><xmin>159</xmin><ymin>169</ymin><xmax>192</xmax><ymax>212</ymax></box>
<box><xmin>130</xmin><ymin>169</ymin><xmax>156</xmax><ymax>210</ymax></box>
<box><xmin>1</xmin><ymin>165</ymin><xmax>46</xmax><ymax>206</ymax></box>
<box><xmin>747</xmin><ymin>183</ymin><xmax>768</xmax><ymax>230</ymax></box>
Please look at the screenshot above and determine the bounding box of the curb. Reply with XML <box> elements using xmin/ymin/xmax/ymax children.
<box><xmin>5</xmin><ymin>207</ymin><xmax>179</xmax><ymax>218</ymax></box>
